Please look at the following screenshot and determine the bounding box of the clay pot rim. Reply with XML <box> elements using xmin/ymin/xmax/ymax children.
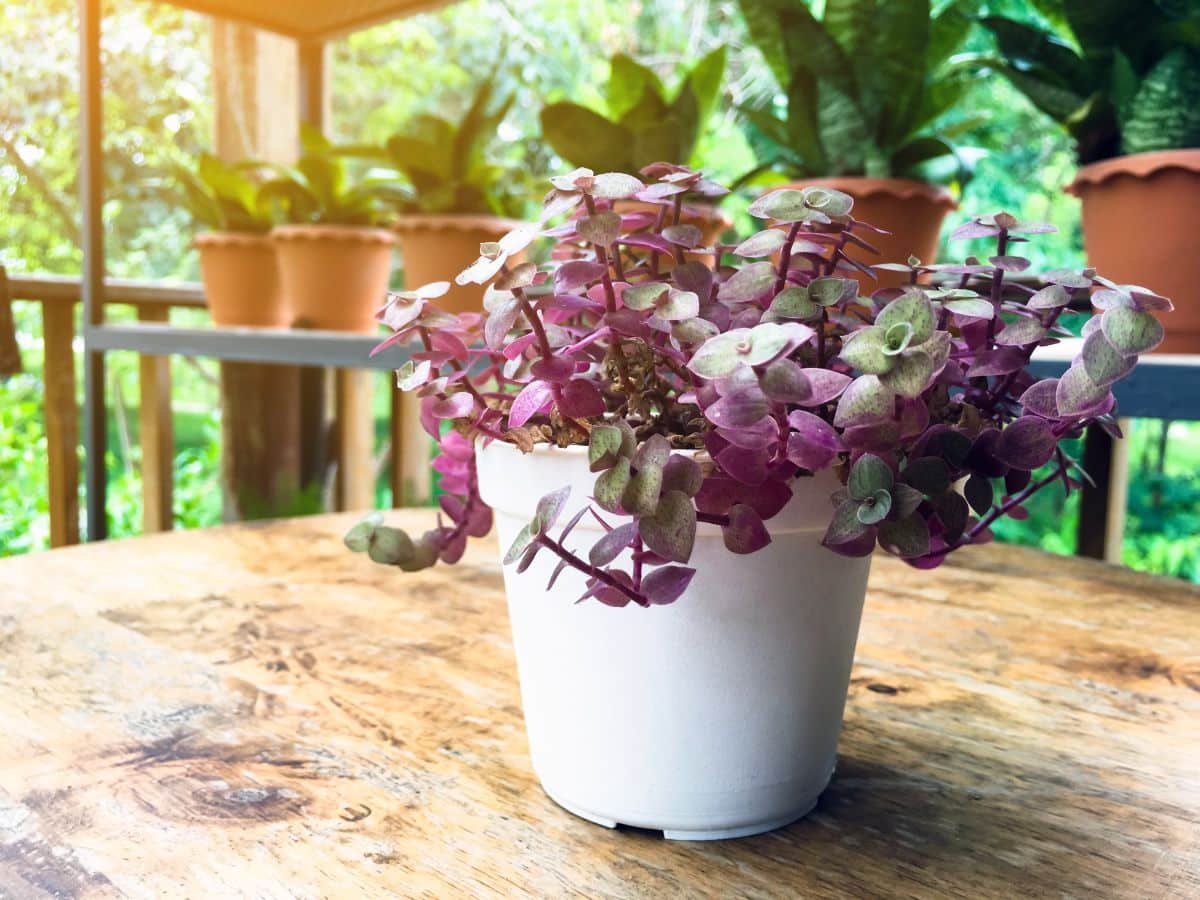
<box><xmin>782</xmin><ymin>176</ymin><xmax>958</xmax><ymax>210</ymax></box>
<box><xmin>1066</xmin><ymin>149</ymin><xmax>1200</xmax><ymax>194</ymax></box>
<box><xmin>392</xmin><ymin>213</ymin><xmax>526</xmax><ymax>234</ymax></box>
<box><xmin>269</xmin><ymin>224</ymin><xmax>396</xmax><ymax>245</ymax></box>
<box><xmin>193</xmin><ymin>230</ymin><xmax>273</xmax><ymax>248</ymax></box>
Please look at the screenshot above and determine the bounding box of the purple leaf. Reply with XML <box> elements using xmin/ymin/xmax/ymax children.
<box><xmin>704</xmin><ymin>388</ymin><xmax>770</xmax><ymax>428</ymax></box>
<box><xmin>786</xmin><ymin>411</ymin><xmax>843</xmax><ymax>471</ymax></box>
<box><xmin>1055</xmin><ymin>365</ymin><xmax>1110</xmax><ymax>418</ymax></box>
<box><xmin>508</xmin><ymin>379</ymin><xmax>554</xmax><ymax>428</ymax></box>
<box><xmin>1081</xmin><ymin>329</ymin><xmax>1136</xmax><ymax>386</ymax></box>
<box><xmin>878</xmin><ymin>514</ymin><xmax>931</xmax><ymax>559</ymax></box>
<box><xmin>723</xmin><ymin>504</ymin><xmax>771</xmax><ymax>554</ymax></box>
<box><xmin>716</xmin><ymin>444</ymin><xmax>769</xmax><ymax>486</ymax></box>
<box><xmin>589</xmin><ymin>521</ymin><xmax>638</xmax><ymax>567</ymax></box>
<box><xmin>554</xmin><ymin>260</ymin><xmax>607</xmax><ymax>292</ymax></box>
<box><xmin>833</xmin><ymin>375</ymin><xmax>894</xmax><ymax>428</ymax></box>
<box><xmin>1019</xmin><ymin>379</ymin><xmax>1060</xmax><ymax>418</ymax></box>
<box><xmin>531</xmin><ymin>356</ymin><xmax>578</xmax><ymax>383</ymax></box>
<box><xmin>558</xmin><ymin>378</ymin><xmax>606</xmax><ymax>419</ymax></box>
<box><xmin>661</xmin><ymin>455</ymin><xmax>704</xmax><ymax>496</ymax></box>
<box><xmin>429</xmin><ymin>392</ymin><xmax>475</xmax><ymax>420</ymax></box>
<box><xmin>641</xmin><ymin>565</ymin><xmax>696</xmax><ymax>605</ymax></box>
<box><xmin>995</xmin><ymin>417</ymin><xmax>1057</xmax><ymax>470</ymax></box>
<box><xmin>966</xmin><ymin>347</ymin><xmax>1028</xmax><ymax>377</ymax></box>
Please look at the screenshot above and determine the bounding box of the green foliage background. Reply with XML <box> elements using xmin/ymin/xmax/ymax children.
<box><xmin>1</xmin><ymin>0</ymin><xmax>1196</xmax><ymax>582</ymax></box>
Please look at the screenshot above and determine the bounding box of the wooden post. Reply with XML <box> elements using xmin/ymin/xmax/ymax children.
<box><xmin>211</xmin><ymin>21</ymin><xmax>306</xmax><ymax>520</ymax></box>
<box><xmin>41</xmin><ymin>299</ymin><xmax>80</xmax><ymax>547</ymax></box>
<box><xmin>336</xmin><ymin>370</ymin><xmax>376</xmax><ymax>509</ymax></box>
<box><xmin>0</xmin><ymin>266</ymin><xmax>21</xmax><ymax>376</ymax></box>
<box><xmin>1076</xmin><ymin>422</ymin><xmax>1131</xmax><ymax>564</ymax></box>
<box><xmin>391</xmin><ymin>389</ymin><xmax>432</xmax><ymax>506</ymax></box>
<box><xmin>137</xmin><ymin>305</ymin><xmax>174</xmax><ymax>532</ymax></box>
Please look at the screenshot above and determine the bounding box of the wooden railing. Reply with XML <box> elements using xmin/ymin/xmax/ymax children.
<box><xmin>2</xmin><ymin>269</ymin><xmax>426</xmax><ymax>547</ymax></box>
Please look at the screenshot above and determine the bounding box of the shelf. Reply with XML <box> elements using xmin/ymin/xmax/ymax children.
<box><xmin>86</xmin><ymin>322</ymin><xmax>411</xmax><ymax>369</ymax></box>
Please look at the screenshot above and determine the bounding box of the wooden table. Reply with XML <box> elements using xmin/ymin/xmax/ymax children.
<box><xmin>1</xmin><ymin>512</ymin><xmax>1197</xmax><ymax>898</ymax></box>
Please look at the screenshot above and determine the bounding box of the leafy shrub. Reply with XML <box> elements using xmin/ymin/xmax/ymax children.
<box><xmin>539</xmin><ymin>49</ymin><xmax>726</xmax><ymax>173</ymax></box>
<box><xmin>736</xmin><ymin>0</ymin><xmax>980</xmax><ymax>182</ymax></box>
<box><xmin>983</xmin><ymin>1</ymin><xmax>1200</xmax><ymax>162</ymax></box>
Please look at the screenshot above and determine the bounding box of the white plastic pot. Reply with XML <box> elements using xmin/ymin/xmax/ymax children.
<box><xmin>476</xmin><ymin>441</ymin><xmax>872</xmax><ymax>841</ymax></box>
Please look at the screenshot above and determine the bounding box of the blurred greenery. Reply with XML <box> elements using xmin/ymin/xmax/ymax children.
<box><xmin>0</xmin><ymin>0</ymin><xmax>1195</xmax><ymax>583</ymax></box>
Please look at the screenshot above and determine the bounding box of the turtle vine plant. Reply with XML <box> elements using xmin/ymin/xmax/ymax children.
<box><xmin>345</xmin><ymin>165</ymin><xmax>1172</xmax><ymax>607</ymax></box>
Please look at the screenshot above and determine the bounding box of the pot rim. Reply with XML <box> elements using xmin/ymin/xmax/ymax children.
<box><xmin>1066</xmin><ymin>148</ymin><xmax>1200</xmax><ymax>194</ymax></box>
<box><xmin>782</xmin><ymin>176</ymin><xmax>958</xmax><ymax>210</ymax></box>
<box><xmin>476</xmin><ymin>438</ymin><xmax>840</xmax><ymax>536</ymax></box>
<box><xmin>392</xmin><ymin>213</ymin><xmax>527</xmax><ymax>234</ymax></box>
<box><xmin>193</xmin><ymin>230</ymin><xmax>273</xmax><ymax>248</ymax></box>
<box><xmin>269</xmin><ymin>224</ymin><xmax>396</xmax><ymax>244</ymax></box>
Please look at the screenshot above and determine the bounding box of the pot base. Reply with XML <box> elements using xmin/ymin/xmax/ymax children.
<box><xmin>542</xmin><ymin>774</ymin><xmax>829</xmax><ymax>841</ymax></box>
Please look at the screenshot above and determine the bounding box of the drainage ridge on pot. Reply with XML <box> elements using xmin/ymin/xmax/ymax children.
<box><xmin>476</xmin><ymin>440</ymin><xmax>872</xmax><ymax>841</ymax></box>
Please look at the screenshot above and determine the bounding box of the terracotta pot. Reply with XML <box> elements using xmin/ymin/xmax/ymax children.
<box><xmin>194</xmin><ymin>232</ymin><xmax>285</xmax><ymax>327</ymax></box>
<box><xmin>784</xmin><ymin>177</ymin><xmax>956</xmax><ymax>291</ymax></box>
<box><xmin>394</xmin><ymin>214</ymin><xmax>525</xmax><ymax>315</ymax></box>
<box><xmin>1066</xmin><ymin>149</ymin><xmax>1200</xmax><ymax>354</ymax></box>
<box><xmin>616</xmin><ymin>200</ymin><xmax>733</xmax><ymax>259</ymax></box>
<box><xmin>270</xmin><ymin>225</ymin><xmax>395</xmax><ymax>333</ymax></box>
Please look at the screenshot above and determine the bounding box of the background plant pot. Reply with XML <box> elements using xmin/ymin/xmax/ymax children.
<box><xmin>394</xmin><ymin>214</ymin><xmax>525</xmax><ymax>315</ymax></box>
<box><xmin>785</xmin><ymin>178</ymin><xmax>956</xmax><ymax>291</ymax></box>
<box><xmin>194</xmin><ymin>232</ymin><xmax>285</xmax><ymax>327</ymax></box>
<box><xmin>476</xmin><ymin>441</ymin><xmax>871</xmax><ymax>841</ymax></box>
<box><xmin>1066</xmin><ymin>149</ymin><xmax>1200</xmax><ymax>354</ymax></box>
<box><xmin>270</xmin><ymin>225</ymin><xmax>395</xmax><ymax>333</ymax></box>
<box><xmin>616</xmin><ymin>199</ymin><xmax>733</xmax><ymax>257</ymax></box>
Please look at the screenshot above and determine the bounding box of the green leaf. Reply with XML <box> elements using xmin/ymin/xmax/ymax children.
<box><xmin>367</xmin><ymin>526</ymin><xmax>416</xmax><ymax>566</ymax></box>
<box><xmin>879</xmin><ymin>349</ymin><xmax>937</xmax><ymax>398</ymax></box>
<box><xmin>595</xmin><ymin>457</ymin><xmax>632</xmax><ymax>513</ymax></box>
<box><xmin>503</xmin><ymin>523</ymin><xmax>537</xmax><ymax>566</ymax></box>
<box><xmin>343</xmin><ymin>512</ymin><xmax>384</xmax><ymax>552</ymax></box>
<box><xmin>849</xmin><ymin>453</ymin><xmax>894</xmax><ymax>501</ymax></box>
<box><xmin>539</xmin><ymin>102</ymin><xmax>634</xmax><ymax>172</ymax></box>
<box><xmin>685</xmin><ymin>45</ymin><xmax>727</xmax><ymax>130</ymax></box>
<box><xmin>609</xmin><ymin>54</ymin><xmax>666</xmax><ymax>120</ymax></box>
<box><xmin>1101</xmin><ymin>306</ymin><xmax>1164</xmax><ymax>355</ymax></box>
<box><xmin>856</xmin><ymin>488</ymin><xmax>893</xmax><ymax>525</ymax></box>
<box><xmin>639</xmin><ymin>490</ymin><xmax>697</xmax><ymax>563</ymax></box>
<box><xmin>878</xmin><ymin>514</ymin><xmax>932</xmax><ymax>558</ymax></box>
<box><xmin>982</xmin><ymin>16</ymin><xmax>1090</xmax><ymax>95</ymax></box>
<box><xmin>589</xmin><ymin>424</ymin><xmax>625</xmax><ymax>472</ymax></box>
<box><xmin>890</xmin><ymin>136</ymin><xmax>955</xmax><ymax>179</ymax></box>
<box><xmin>876</xmin><ymin>290</ymin><xmax>937</xmax><ymax>344</ymax></box>
<box><xmin>861</xmin><ymin>0</ymin><xmax>930</xmax><ymax>147</ymax></box>
<box><xmin>834</xmin><ymin>375</ymin><xmax>895</xmax><ymax>428</ymax></box>
<box><xmin>622</xmin><ymin>463</ymin><xmax>664</xmax><ymax>518</ymax></box>
<box><xmin>1121</xmin><ymin>48</ymin><xmax>1200</xmax><ymax>155</ymax></box>
<box><xmin>840</xmin><ymin>327</ymin><xmax>892</xmax><ymax>375</ymax></box>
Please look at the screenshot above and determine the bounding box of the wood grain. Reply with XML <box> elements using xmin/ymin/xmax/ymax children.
<box><xmin>0</xmin><ymin>512</ymin><xmax>1196</xmax><ymax>898</ymax></box>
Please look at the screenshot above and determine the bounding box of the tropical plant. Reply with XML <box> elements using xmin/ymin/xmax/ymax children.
<box><xmin>982</xmin><ymin>0</ymin><xmax>1200</xmax><ymax>163</ymax></box>
<box><xmin>162</xmin><ymin>153</ymin><xmax>276</xmax><ymax>233</ymax></box>
<box><xmin>735</xmin><ymin>0</ymin><xmax>981</xmax><ymax>182</ymax></box>
<box><xmin>257</xmin><ymin>125</ymin><xmax>410</xmax><ymax>227</ymax></box>
<box><xmin>364</xmin><ymin>76</ymin><xmax>531</xmax><ymax>217</ymax></box>
<box><xmin>344</xmin><ymin>165</ymin><xmax>1170</xmax><ymax>606</ymax></box>
<box><xmin>539</xmin><ymin>48</ymin><xmax>726</xmax><ymax>173</ymax></box>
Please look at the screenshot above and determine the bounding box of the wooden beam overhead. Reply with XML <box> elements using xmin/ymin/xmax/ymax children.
<box><xmin>151</xmin><ymin>0</ymin><xmax>459</xmax><ymax>41</ymax></box>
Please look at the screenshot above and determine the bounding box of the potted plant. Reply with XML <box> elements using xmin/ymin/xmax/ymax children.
<box><xmin>368</xmin><ymin>78</ymin><xmax>533</xmax><ymax>314</ymax></box>
<box><xmin>345</xmin><ymin>167</ymin><xmax>1170</xmax><ymax>839</ymax></box>
<box><xmin>261</xmin><ymin>125</ymin><xmax>408</xmax><ymax>333</ymax></box>
<box><xmin>539</xmin><ymin>49</ymin><xmax>732</xmax><ymax>247</ymax></box>
<box><xmin>165</xmin><ymin>153</ymin><xmax>283</xmax><ymax>327</ymax></box>
<box><xmin>983</xmin><ymin>2</ymin><xmax>1200</xmax><ymax>351</ymax></box>
<box><xmin>735</xmin><ymin>0</ymin><xmax>978</xmax><ymax>287</ymax></box>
